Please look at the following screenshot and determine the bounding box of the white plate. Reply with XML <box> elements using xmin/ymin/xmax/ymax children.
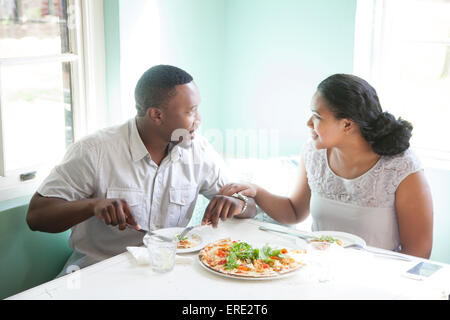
<box><xmin>149</xmin><ymin>227</ymin><xmax>207</xmax><ymax>253</ymax></box>
<box><xmin>197</xmin><ymin>241</ymin><xmax>306</xmax><ymax>281</ymax></box>
<box><xmin>300</xmin><ymin>230</ymin><xmax>366</xmax><ymax>248</ymax></box>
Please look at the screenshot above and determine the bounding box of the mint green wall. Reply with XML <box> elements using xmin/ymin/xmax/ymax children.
<box><xmin>114</xmin><ymin>0</ymin><xmax>226</xmax><ymax>131</ymax></box>
<box><xmin>111</xmin><ymin>0</ymin><xmax>356</xmax><ymax>157</ymax></box>
<box><xmin>221</xmin><ymin>0</ymin><xmax>356</xmax><ymax>156</ymax></box>
<box><xmin>156</xmin><ymin>0</ymin><xmax>226</xmax><ymax>132</ymax></box>
<box><xmin>425</xmin><ymin>168</ymin><xmax>450</xmax><ymax>264</ymax></box>
<box><xmin>104</xmin><ymin>0</ymin><xmax>122</xmax><ymax>126</ymax></box>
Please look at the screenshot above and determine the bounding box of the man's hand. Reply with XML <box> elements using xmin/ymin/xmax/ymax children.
<box><xmin>201</xmin><ymin>195</ymin><xmax>245</xmax><ymax>228</ymax></box>
<box><xmin>93</xmin><ymin>198</ymin><xmax>140</xmax><ymax>231</ymax></box>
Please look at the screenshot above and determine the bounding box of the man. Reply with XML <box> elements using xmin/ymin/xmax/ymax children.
<box><xmin>26</xmin><ymin>65</ymin><xmax>256</xmax><ymax>274</ymax></box>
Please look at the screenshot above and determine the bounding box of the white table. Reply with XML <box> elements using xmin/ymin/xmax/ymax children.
<box><xmin>7</xmin><ymin>219</ymin><xmax>450</xmax><ymax>300</ymax></box>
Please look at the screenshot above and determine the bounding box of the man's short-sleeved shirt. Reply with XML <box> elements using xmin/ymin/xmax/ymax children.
<box><xmin>37</xmin><ymin>118</ymin><xmax>232</xmax><ymax>266</ymax></box>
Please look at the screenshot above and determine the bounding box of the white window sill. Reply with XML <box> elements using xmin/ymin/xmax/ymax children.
<box><xmin>413</xmin><ymin>148</ymin><xmax>450</xmax><ymax>172</ymax></box>
<box><xmin>0</xmin><ymin>165</ymin><xmax>50</xmax><ymax>203</ymax></box>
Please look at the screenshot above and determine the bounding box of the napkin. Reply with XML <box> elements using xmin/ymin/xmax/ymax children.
<box><xmin>126</xmin><ymin>246</ymin><xmax>193</xmax><ymax>265</ymax></box>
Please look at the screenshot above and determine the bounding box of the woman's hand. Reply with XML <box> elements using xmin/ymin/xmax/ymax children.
<box><xmin>219</xmin><ymin>183</ymin><xmax>258</xmax><ymax>198</ymax></box>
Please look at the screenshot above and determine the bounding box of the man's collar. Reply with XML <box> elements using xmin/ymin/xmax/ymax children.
<box><xmin>129</xmin><ymin>118</ymin><xmax>149</xmax><ymax>162</ymax></box>
<box><xmin>129</xmin><ymin>118</ymin><xmax>182</xmax><ymax>163</ymax></box>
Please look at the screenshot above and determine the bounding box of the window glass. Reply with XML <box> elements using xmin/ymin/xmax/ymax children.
<box><xmin>375</xmin><ymin>0</ymin><xmax>450</xmax><ymax>152</ymax></box>
<box><xmin>0</xmin><ymin>0</ymin><xmax>69</xmax><ymax>58</ymax></box>
<box><xmin>355</xmin><ymin>0</ymin><xmax>450</xmax><ymax>154</ymax></box>
<box><xmin>0</xmin><ymin>61</ymin><xmax>72</xmax><ymax>172</ymax></box>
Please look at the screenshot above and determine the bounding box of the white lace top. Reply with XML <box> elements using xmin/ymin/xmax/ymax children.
<box><xmin>302</xmin><ymin>140</ymin><xmax>422</xmax><ymax>251</ymax></box>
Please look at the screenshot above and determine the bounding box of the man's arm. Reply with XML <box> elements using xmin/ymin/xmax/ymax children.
<box><xmin>27</xmin><ymin>193</ymin><xmax>140</xmax><ymax>233</ymax></box>
<box><xmin>26</xmin><ymin>139</ymin><xmax>138</xmax><ymax>233</ymax></box>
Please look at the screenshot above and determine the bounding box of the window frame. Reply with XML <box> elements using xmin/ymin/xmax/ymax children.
<box><xmin>0</xmin><ymin>0</ymin><xmax>107</xmax><ymax>202</ymax></box>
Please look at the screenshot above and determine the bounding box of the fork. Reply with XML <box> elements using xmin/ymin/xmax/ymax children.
<box><xmin>345</xmin><ymin>243</ymin><xmax>412</xmax><ymax>261</ymax></box>
<box><xmin>177</xmin><ymin>225</ymin><xmax>195</xmax><ymax>239</ymax></box>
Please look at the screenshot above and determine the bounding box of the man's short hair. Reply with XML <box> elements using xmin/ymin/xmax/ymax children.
<box><xmin>134</xmin><ymin>65</ymin><xmax>194</xmax><ymax>116</ymax></box>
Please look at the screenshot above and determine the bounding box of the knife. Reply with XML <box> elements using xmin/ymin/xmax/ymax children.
<box><xmin>258</xmin><ymin>225</ymin><xmax>315</xmax><ymax>241</ymax></box>
<box><xmin>126</xmin><ymin>225</ymin><xmax>173</xmax><ymax>242</ymax></box>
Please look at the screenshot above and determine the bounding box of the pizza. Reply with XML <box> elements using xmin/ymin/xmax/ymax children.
<box><xmin>199</xmin><ymin>238</ymin><xmax>306</xmax><ymax>278</ymax></box>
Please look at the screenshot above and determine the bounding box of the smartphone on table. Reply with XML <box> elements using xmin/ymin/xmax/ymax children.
<box><xmin>403</xmin><ymin>261</ymin><xmax>444</xmax><ymax>281</ymax></box>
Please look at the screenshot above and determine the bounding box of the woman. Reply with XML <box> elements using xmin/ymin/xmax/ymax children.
<box><xmin>221</xmin><ymin>74</ymin><xmax>433</xmax><ymax>258</ymax></box>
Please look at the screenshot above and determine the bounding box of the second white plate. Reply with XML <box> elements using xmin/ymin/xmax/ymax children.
<box><xmin>295</xmin><ymin>230</ymin><xmax>366</xmax><ymax>248</ymax></box>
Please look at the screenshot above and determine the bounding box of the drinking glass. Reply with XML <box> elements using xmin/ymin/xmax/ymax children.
<box><xmin>144</xmin><ymin>234</ymin><xmax>177</xmax><ymax>273</ymax></box>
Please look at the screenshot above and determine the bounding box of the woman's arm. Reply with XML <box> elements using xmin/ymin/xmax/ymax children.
<box><xmin>395</xmin><ymin>170</ymin><xmax>433</xmax><ymax>258</ymax></box>
<box><xmin>220</xmin><ymin>157</ymin><xmax>311</xmax><ymax>224</ymax></box>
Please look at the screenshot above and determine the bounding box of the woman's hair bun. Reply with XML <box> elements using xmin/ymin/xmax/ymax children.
<box><xmin>363</xmin><ymin>112</ymin><xmax>413</xmax><ymax>156</ymax></box>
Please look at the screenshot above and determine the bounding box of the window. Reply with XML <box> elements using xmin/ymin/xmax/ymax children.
<box><xmin>0</xmin><ymin>0</ymin><xmax>106</xmax><ymax>201</ymax></box>
<box><xmin>353</xmin><ymin>0</ymin><xmax>450</xmax><ymax>169</ymax></box>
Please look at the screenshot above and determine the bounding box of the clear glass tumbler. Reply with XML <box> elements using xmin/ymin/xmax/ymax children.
<box><xmin>145</xmin><ymin>234</ymin><xmax>177</xmax><ymax>273</ymax></box>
